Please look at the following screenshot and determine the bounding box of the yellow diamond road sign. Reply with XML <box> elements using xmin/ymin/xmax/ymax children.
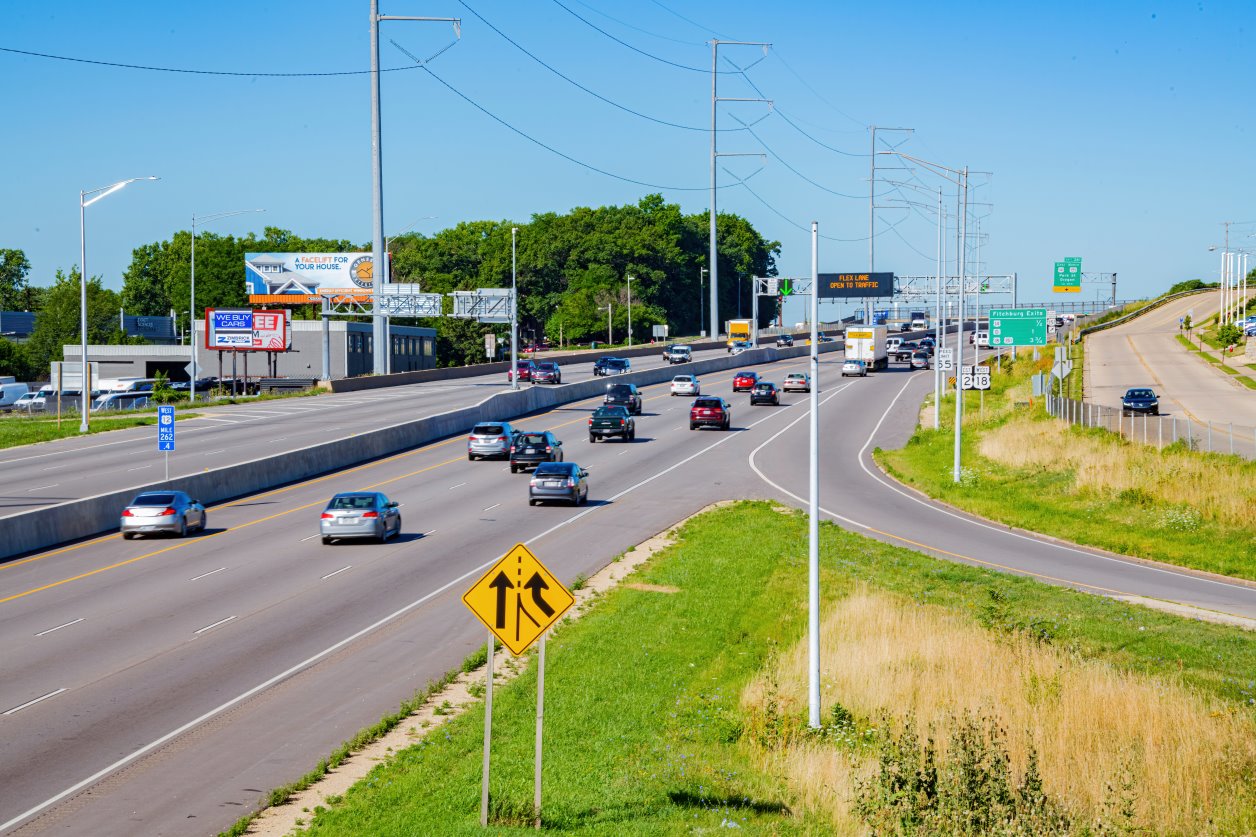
<box><xmin>463</xmin><ymin>543</ymin><xmax>575</xmax><ymax>656</ymax></box>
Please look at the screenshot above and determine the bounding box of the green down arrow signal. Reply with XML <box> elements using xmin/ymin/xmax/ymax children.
<box><xmin>779</xmin><ymin>279</ymin><xmax>793</xmax><ymax>296</ymax></box>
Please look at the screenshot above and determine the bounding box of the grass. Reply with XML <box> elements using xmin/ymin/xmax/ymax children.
<box><xmin>0</xmin><ymin>411</ymin><xmax>201</xmax><ymax>449</ymax></box>
<box><xmin>260</xmin><ymin>503</ymin><xmax>1256</xmax><ymax>837</ymax></box>
<box><xmin>878</xmin><ymin>349</ymin><xmax>1256</xmax><ymax>580</ymax></box>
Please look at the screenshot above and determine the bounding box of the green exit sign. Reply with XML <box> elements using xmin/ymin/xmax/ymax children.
<box><xmin>988</xmin><ymin>308</ymin><xmax>1047</xmax><ymax>346</ymax></box>
<box><xmin>1053</xmin><ymin>257</ymin><xmax>1082</xmax><ymax>293</ymax></box>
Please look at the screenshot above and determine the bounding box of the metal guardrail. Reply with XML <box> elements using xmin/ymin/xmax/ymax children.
<box><xmin>1077</xmin><ymin>288</ymin><xmax>1215</xmax><ymax>338</ymax></box>
<box><xmin>1045</xmin><ymin>391</ymin><xmax>1255</xmax><ymax>459</ymax></box>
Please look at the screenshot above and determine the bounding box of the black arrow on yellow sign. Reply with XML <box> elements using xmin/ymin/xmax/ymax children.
<box><xmin>488</xmin><ymin>572</ymin><xmax>512</xmax><ymax>629</ymax></box>
<box><xmin>524</xmin><ymin>573</ymin><xmax>555</xmax><ymax>617</ymax></box>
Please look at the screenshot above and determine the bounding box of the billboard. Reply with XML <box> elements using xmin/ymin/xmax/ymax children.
<box><xmin>205</xmin><ymin>308</ymin><xmax>291</xmax><ymax>351</ymax></box>
<box><xmin>817</xmin><ymin>272</ymin><xmax>894</xmax><ymax>298</ymax></box>
<box><xmin>245</xmin><ymin>252</ymin><xmax>382</xmax><ymax>302</ymax></box>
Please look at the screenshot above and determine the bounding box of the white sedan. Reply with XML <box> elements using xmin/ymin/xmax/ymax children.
<box><xmin>670</xmin><ymin>375</ymin><xmax>701</xmax><ymax>396</ymax></box>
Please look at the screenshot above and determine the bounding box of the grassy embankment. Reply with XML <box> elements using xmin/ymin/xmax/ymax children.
<box><xmin>244</xmin><ymin>503</ymin><xmax>1256</xmax><ymax>836</ymax></box>
<box><xmin>0</xmin><ymin>411</ymin><xmax>201</xmax><ymax>449</ymax></box>
<box><xmin>878</xmin><ymin>347</ymin><xmax>1256</xmax><ymax>580</ymax></box>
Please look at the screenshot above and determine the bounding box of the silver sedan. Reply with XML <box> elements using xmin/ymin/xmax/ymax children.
<box><xmin>120</xmin><ymin>491</ymin><xmax>207</xmax><ymax>539</ymax></box>
<box><xmin>319</xmin><ymin>492</ymin><xmax>402</xmax><ymax>544</ymax></box>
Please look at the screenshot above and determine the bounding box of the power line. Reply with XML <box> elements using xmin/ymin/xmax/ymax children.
<box><xmin>570</xmin><ymin>0</ymin><xmax>702</xmax><ymax>45</ymax></box>
<box><xmin>459</xmin><ymin>0</ymin><xmax>735</xmax><ymax>133</ymax></box>
<box><xmin>548</xmin><ymin>0</ymin><xmax>736</xmax><ymax>74</ymax></box>
<box><xmin>767</xmin><ymin>50</ymin><xmax>867</xmax><ymax>129</ymax></box>
<box><xmin>729</xmin><ymin>64</ymin><xmax>868</xmax><ymax>157</ymax></box>
<box><xmin>0</xmin><ymin>44</ymin><xmax>424</xmax><ymax>77</ymax></box>
<box><xmin>724</xmin><ymin>167</ymin><xmax>900</xmax><ymax>243</ymax></box>
<box><xmin>646</xmin><ymin>0</ymin><xmax>730</xmax><ymax>38</ymax></box>
<box><xmin>739</xmin><ymin>120</ymin><xmax>864</xmax><ymax>199</ymax></box>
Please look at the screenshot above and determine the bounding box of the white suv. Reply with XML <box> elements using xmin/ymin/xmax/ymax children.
<box><xmin>666</xmin><ymin>346</ymin><xmax>692</xmax><ymax>364</ymax></box>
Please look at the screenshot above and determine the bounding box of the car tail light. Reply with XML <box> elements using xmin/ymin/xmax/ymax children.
<box><xmin>545</xmin><ymin>446</ymin><xmax>552</xmax><ymax>453</ymax></box>
<box><xmin>510</xmin><ymin>445</ymin><xmax>517</xmax><ymax>453</ymax></box>
<box><xmin>160</xmin><ymin>508</ymin><xmax>177</xmax><ymax>516</ymax></box>
<box><xmin>121</xmin><ymin>508</ymin><xmax>134</xmax><ymax>517</ymax></box>
<box><xmin>619</xmin><ymin>419</ymin><xmax>626</xmax><ymax>426</ymax></box>
<box><xmin>530</xmin><ymin>478</ymin><xmax>539</xmax><ymax>487</ymax></box>
<box><xmin>497</xmin><ymin>436</ymin><xmax>508</xmax><ymax>443</ymax></box>
<box><xmin>361</xmin><ymin>511</ymin><xmax>379</xmax><ymax>518</ymax></box>
<box><xmin>587</xmin><ymin>417</ymin><xmax>593</xmax><ymax>425</ymax></box>
<box><xmin>320</xmin><ymin>512</ymin><xmax>334</xmax><ymax>519</ymax></box>
<box><xmin>567</xmin><ymin>478</ymin><xmax>576</xmax><ymax>488</ymax></box>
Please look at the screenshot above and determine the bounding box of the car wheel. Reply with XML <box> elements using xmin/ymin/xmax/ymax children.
<box><xmin>529</xmin><ymin>499</ymin><xmax>538</xmax><ymax>507</ymax></box>
<box><xmin>123</xmin><ymin>532</ymin><xmax>135</xmax><ymax>540</ymax></box>
<box><xmin>199</xmin><ymin>514</ymin><xmax>208</xmax><ymax>533</ymax></box>
<box><xmin>589</xmin><ymin>435</ymin><xmax>596</xmax><ymax>443</ymax></box>
<box><xmin>629</xmin><ymin>429</ymin><xmax>636</xmax><ymax>441</ymax></box>
<box><xmin>690</xmin><ymin>423</ymin><xmax>697</xmax><ymax>430</ymax></box>
<box><xmin>177</xmin><ymin>519</ymin><xmax>187</xmax><ymax>538</ymax></box>
<box><xmin>510</xmin><ymin>464</ymin><xmax>518</xmax><ymax>474</ymax></box>
<box><xmin>468</xmin><ymin>454</ymin><xmax>476</xmax><ymax>461</ymax></box>
<box><xmin>322</xmin><ymin>536</ymin><xmax>333</xmax><ymax>545</ymax></box>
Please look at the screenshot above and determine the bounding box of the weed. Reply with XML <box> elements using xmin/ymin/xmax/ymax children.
<box><xmin>570</xmin><ymin>572</ymin><xmax>588</xmax><ymax>591</ymax></box>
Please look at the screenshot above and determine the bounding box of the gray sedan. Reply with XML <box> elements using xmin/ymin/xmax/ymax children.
<box><xmin>120</xmin><ymin>491</ymin><xmax>207</xmax><ymax>539</ymax></box>
<box><xmin>528</xmin><ymin>462</ymin><xmax>589</xmax><ymax>506</ymax></box>
<box><xmin>319</xmin><ymin>492</ymin><xmax>402</xmax><ymax>544</ymax></box>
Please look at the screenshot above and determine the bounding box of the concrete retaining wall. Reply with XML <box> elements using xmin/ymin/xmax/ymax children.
<box><xmin>1</xmin><ymin>343</ymin><xmax>840</xmax><ymax>560</ymax></box>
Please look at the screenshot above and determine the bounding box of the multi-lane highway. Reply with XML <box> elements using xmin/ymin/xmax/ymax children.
<box><xmin>3</xmin><ymin>342</ymin><xmax>1253</xmax><ymax>836</ymax></box>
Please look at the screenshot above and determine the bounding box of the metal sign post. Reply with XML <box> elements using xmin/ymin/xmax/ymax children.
<box><xmin>157</xmin><ymin>405</ymin><xmax>175</xmax><ymax>481</ymax></box>
<box><xmin>481</xmin><ymin>631</ymin><xmax>494</xmax><ymax>827</ymax></box>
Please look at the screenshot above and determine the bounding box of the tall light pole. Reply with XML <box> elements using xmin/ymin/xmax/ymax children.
<box><xmin>191</xmin><ymin>209</ymin><xmax>264</xmax><ymax>403</ymax></box>
<box><xmin>626</xmin><ymin>274</ymin><xmax>633</xmax><ymax>347</ymax></box>
<box><xmin>79</xmin><ymin>176</ymin><xmax>158</xmax><ymax>433</ymax></box>
<box><xmin>807</xmin><ymin>220</ymin><xmax>820</xmax><ymax>729</ymax></box>
<box><xmin>699</xmin><ymin>266</ymin><xmax>707</xmax><ymax>337</ymax></box>
<box><xmin>511</xmin><ymin>227</ymin><xmax>519</xmax><ymax>391</ymax></box>
<box><xmin>599</xmin><ymin>303</ymin><xmax>612</xmax><ymax>346</ymax></box>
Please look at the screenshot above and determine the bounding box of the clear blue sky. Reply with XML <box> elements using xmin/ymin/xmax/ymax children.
<box><xmin>5</xmin><ymin>0</ymin><xmax>1254</xmax><ymax>325</ymax></box>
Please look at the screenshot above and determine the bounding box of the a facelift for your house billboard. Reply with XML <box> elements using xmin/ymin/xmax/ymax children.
<box><xmin>245</xmin><ymin>252</ymin><xmax>379</xmax><ymax>300</ymax></box>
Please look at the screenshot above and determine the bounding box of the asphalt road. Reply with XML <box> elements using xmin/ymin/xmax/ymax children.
<box><xmin>3</xmin><ymin>340</ymin><xmax>1252</xmax><ymax>835</ymax></box>
<box><xmin>1086</xmin><ymin>290</ymin><xmax>1256</xmax><ymax>427</ymax></box>
<box><xmin>0</xmin><ymin>344</ymin><xmax>736</xmax><ymax>515</ymax></box>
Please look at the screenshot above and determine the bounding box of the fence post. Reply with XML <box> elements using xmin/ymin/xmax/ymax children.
<box><xmin>1172</xmin><ymin>417</ymin><xmax>1177</xmax><ymax>445</ymax></box>
<box><xmin>1158</xmin><ymin>415</ymin><xmax>1163</xmax><ymax>449</ymax></box>
<box><xmin>1186</xmin><ymin>416</ymin><xmax>1193</xmax><ymax>450</ymax></box>
<box><xmin>1144</xmin><ymin>414</ymin><xmax>1148</xmax><ymax>445</ymax></box>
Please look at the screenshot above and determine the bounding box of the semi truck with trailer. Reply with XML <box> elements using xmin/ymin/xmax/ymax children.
<box><xmin>843</xmin><ymin>325</ymin><xmax>889</xmax><ymax>371</ymax></box>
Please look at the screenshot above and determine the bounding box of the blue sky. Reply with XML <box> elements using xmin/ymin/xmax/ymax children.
<box><xmin>4</xmin><ymin>0</ymin><xmax>1254</xmax><ymax>325</ymax></box>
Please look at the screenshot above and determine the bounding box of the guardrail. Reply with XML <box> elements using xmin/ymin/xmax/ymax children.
<box><xmin>0</xmin><ymin>342</ymin><xmax>842</xmax><ymax>560</ymax></box>
<box><xmin>1077</xmin><ymin>288</ymin><xmax>1215</xmax><ymax>338</ymax></box>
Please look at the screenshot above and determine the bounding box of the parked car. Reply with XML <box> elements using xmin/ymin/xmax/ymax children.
<box><xmin>531</xmin><ymin>361</ymin><xmax>562</xmax><ymax>384</ymax></box>
<box><xmin>528</xmin><ymin>462</ymin><xmax>589</xmax><ymax>506</ymax></box>
<box><xmin>1121</xmin><ymin>388</ymin><xmax>1159</xmax><ymax>416</ymax></box>
<box><xmin>507</xmin><ymin>360</ymin><xmax>537</xmax><ymax>383</ymax></box>
<box><xmin>11</xmin><ymin>390</ymin><xmax>41</xmax><ymax>412</ymax></box>
<box><xmin>732</xmin><ymin>370</ymin><xmax>759</xmax><ymax>391</ymax></box>
<box><xmin>728</xmin><ymin>340</ymin><xmax>754</xmax><ymax>355</ymax></box>
<box><xmin>510</xmin><ymin>431</ymin><xmax>564</xmax><ymax>473</ymax></box>
<box><xmin>467</xmin><ymin>421</ymin><xmax>519</xmax><ymax>460</ymax></box>
<box><xmin>588</xmin><ymin>405</ymin><xmax>635</xmax><ymax>442</ymax></box>
<box><xmin>92</xmin><ymin>391</ymin><xmax>153</xmax><ymax>411</ymax></box>
<box><xmin>842</xmin><ymin>359</ymin><xmax>868</xmax><ymax>377</ymax></box>
<box><xmin>910</xmin><ymin>351</ymin><xmax>931</xmax><ymax>370</ymax></box>
<box><xmin>319</xmin><ymin>492</ymin><xmax>401</xmax><ymax>544</ymax></box>
<box><xmin>670</xmin><ymin>374</ymin><xmax>701</xmax><ymax>397</ymax></box>
<box><xmin>0</xmin><ymin>381</ymin><xmax>30</xmax><ymax>410</ymax></box>
<box><xmin>775</xmin><ymin>334</ymin><xmax>794</xmax><ymax>347</ymax></box>
<box><xmin>750</xmin><ymin>382</ymin><xmax>780</xmax><ymax>405</ymax></box>
<box><xmin>689</xmin><ymin>396</ymin><xmax>731</xmax><ymax>430</ymax></box>
<box><xmin>665</xmin><ymin>345</ymin><xmax>693</xmax><ymax>364</ymax></box>
<box><xmin>593</xmin><ymin>357</ymin><xmax>631</xmax><ymax>376</ymax></box>
<box><xmin>782</xmin><ymin>372</ymin><xmax>811</xmax><ymax>392</ymax></box>
<box><xmin>604</xmin><ymin>382</ymin><xmax>643</xmax><ymax>415</ymax></box>
<box><xmin>120</xmin><ymin>490</ymin><xmax>207</xmax><ymax>539</ymax></box>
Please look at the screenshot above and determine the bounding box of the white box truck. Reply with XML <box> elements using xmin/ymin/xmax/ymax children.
<box><xmin>910</xmin><ymin>311</ymin><xmax>929</xmax><ymax>331</ymax></box>
<box><xmin>844</xmin><ymin>326</ymin><xmax>889</xmax><ymax>371</ymax></box>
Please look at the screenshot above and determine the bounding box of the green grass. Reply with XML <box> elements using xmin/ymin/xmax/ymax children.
<box><xmin>0</xmin><ymin>412</ymin><xmax>201</xmax><ymax>449</ymax></box>
<box><xmin>263</xmin><ymin>503</ymin><xmax>1255</xmax><ymax>837</ymax></box>
<box><xmin>1176</xmin><ymin>334</ymin><xmax>1256</xmax><ymax>385</ymax></box>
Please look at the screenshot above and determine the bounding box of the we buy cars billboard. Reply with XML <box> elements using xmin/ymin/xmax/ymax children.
<box><xmin>205</xmin><ymin>308</ymin><xmax>291</xmax><ymax>351</ymax></box>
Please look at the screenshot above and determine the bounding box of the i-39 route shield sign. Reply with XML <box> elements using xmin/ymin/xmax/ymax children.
<box><xmin>463</xmin><ymin>544</ymin><xmax>575</xmax><ymax>656</ymax></box>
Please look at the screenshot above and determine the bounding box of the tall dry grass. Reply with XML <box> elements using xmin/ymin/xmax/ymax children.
<box><xmin>978</xmin><ymin>414</ymin><xmax>1255</xmax><ymax>528</ymax></box>
<box><xmin>741</xmin><ymin>589</ymin><xmax>1256</xmax><ymax>834</ymax></box>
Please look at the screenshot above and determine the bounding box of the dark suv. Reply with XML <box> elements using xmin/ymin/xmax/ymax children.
<box><xmin>1121</xmin><ymin>388</ymin><xmax>1159</xmax><ymax>416</ymax></box>
<box><xmin>604</xmin><ymin>383</ymin><xmax>642</xmax><ymax>414</ymax></box>
<box><xmin>510</xmin><ymin>431</ymin><xmax>564</xmax><ymax>473</ymax></box>
<box><xmin>593</xmin><ymin>357</ymin><xmax>631</xmax><ymax>377</ymax></box>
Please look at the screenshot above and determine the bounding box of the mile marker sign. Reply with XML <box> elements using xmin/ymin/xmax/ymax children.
<box><xmin>464</xmin><ymin>543</ymin><xmax>574</xmax><ymax>656</ymax></box>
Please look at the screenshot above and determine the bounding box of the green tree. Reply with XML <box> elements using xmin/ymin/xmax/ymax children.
<box><xmin>1217</xmin><ymin>323</ymin><xmax>1243</xmax><ymax>348</ymax></box>
<box><xmin>25</xmin><ymin>268</ymin><xmax>122</xmax><ymax>375</ymax></box>
<box><xmin>0</xmin><ymin>249</ymin><xmax>32</xmax><ymax>311</ymax></box>
<box><xmin>0</xmin><ymin>337</ymin><xmax>36</xmax><ymax>380</ymax></box>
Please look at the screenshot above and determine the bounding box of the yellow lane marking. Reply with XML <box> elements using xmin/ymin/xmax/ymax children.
<box><xmin>1124</xmin><ymin>334</ymin><xmax>1202</xmax><ymax>423</ymax></box>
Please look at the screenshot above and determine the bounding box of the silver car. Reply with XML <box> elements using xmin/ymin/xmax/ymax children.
<box><xmin>670</xmin><ymin>374</ymin><xmax>700</xmax><ymax>396</ymax></box>
<box><xmin>319</xmin><ymin>492</ymin><xmax>402</xmax><ymax>544</ymax></box>
<box><xmin>120</xmin><ymin>491</ymin><xmax>207</xmax><ymax>539</ymax></box>
<box><xmin>528</xmin><ymin>462</ymin><xmax>589</xmax><ymax>506</ymax></box>
<box><xmin>467</xmin><ymin>421</ymin><xmax>518</xmax><ymax>460</ymax></box>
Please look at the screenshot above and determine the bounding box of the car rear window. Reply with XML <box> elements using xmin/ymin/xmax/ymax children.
<box><xmin>520</xmin><ymin>433</ymin><xmax>547</xmax><ymax>445</ymax></box>
<box><xmin>673</xmin><ymin>376</ymin><xmax>693</xmax><ymax>382</ymax></box>
<box><xmin>736</xmin><ymin>371</ymin><xmax>754</xmax><ymax>377</ymax></box>
<box><xmin>330</xmin><ymin>495</ymin><xmax>376</xmax><ymax>510</ymax></box>
<box><xmin>534</xmin><ymin>463</ymin><xmax>572</xmax><ymax>476</ymax></box>
<box><xmin>132</xmin><ymin>493</ymin><xmax>176</xmax><ymax>506</ymax></box>
<box><xmin>473</xmin><ymin>424</ymin><xmax>506</xmax><ymax>435</ymax></box>
<box><xmin>607</xmin><ymin>384</ymin><xmax>632</xmax><ymax>395</ymax></box>
<box><xmin>753</xmin><ymin>383</ymin><xmax>773</xmax><ymax>391</ymax></box>
<box><xmin>693</xmin><ymin>398</ymin><xmax>723</xmax><ymax>409</ymax></box>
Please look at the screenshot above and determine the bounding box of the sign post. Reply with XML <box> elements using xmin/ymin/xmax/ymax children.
<box><xmin>157</xmin><ymin>405</ymin><xmax>175</xmax><ymax>481</ymax></box>
<box><xmin>463</xmin><ymin>544</ymin><xmax>574</xmax><ymax>829</ymax></box>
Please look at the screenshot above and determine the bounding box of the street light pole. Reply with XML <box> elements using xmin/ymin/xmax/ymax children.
<box><xmin>511</xmin><ymin>227</ymin><xmax>519</xmax><ymax>391</ymax></box>
<box><xmin>699</xmin><ymin>267</ymin><xmax>707</xmax><ymax>337</ymax></box>
<box><xmin>191</xmin><ymin>209</ymin><xmax>264</xmax><ymax>404</ymax></box>
<box><xmin>953</xmin><ymin>166</ymin><xmax>969</xmax><ymax>484</ymax></box>
<box><xmin>627</xmin><ymin>274</ymin><xmax>633</xmax><ymax>347</ymax></box>
<box><xmin>600</xmin><ymin>304</ymin><xmax>612</xmax><ymax>346</ymax></box>
<box><xmin>79</xmin><ymin>176</ymin><xmax>158</xmax><ymax>433</ymax></box>
<box><xmin>807</xmin><ymin>220</ymin><xmax>820</xmax><ymax>729</ymax></box>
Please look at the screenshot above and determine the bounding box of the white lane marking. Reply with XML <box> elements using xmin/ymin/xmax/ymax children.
<box><xmin>189</xmin><ymin>567</ymin><xmax>227</xmax><ymax>581</ymax></box>
<box><xmin>482</xmin><ymin>503</ymin><xmax>501</xmax><ymax>512</ymax></box>
<box><xmin>3</xmin><ymin>688</ymin><xmax>68</xmax><ymax>716</ymax></box>
<box><xmin>125</xmin><ymin>465</ymin><xmax>152</xmax><ymax>472</ymax></box>
<box><xmin>270</xmin><ymin>437</ymin><xmax>288</xmax><ymax>443</ymax></box>
<box><xmin>618</xmin><ymin>450</ymin><xmax>628</xmax><ymax>455</ymax></box>
<box><xmin>25</xmin><ymin>484</ymin><xmax>58</xmax><ymax>492</ymax></box>
<box><xmin>35</xmin><ymin>618</ymin><xmax>85</xmax><ymax>637</ymax></box>
<box><xmin>0</xmin><ymin>351</ymin><xmax>816</xmax><ymax>833</ymax></box>
<box><xmin>203</xmin><ymin>449</ymin><xmax>227</xmax><ymax>456</ymax></box>
<box><xmin>321</xmin><ymin>566</ymin><xmax>352</xmax><ymax>580</ymax></box>
<box><xmin>193</xmin><ymin>616</ymin><xmax>237</xmax><ymax>635</ymax></box>
<box><xmin>448</xmin><ymin>482</ymin><xmax>467</xmax><ymax>490</ymax></box>
<box><xmin>300</xmin><ymin>534</ymin><xmax>321</xmax><ymax>542</ymax></box>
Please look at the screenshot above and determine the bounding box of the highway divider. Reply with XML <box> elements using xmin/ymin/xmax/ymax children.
<box><xmin>0</xmin><ymin>343</ymin><xmax>841</xmax><ymax>560</ymax></box>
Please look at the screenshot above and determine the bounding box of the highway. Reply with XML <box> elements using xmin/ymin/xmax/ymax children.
<box><xmin>0</xmin><ymin>344</ymin><xmax>736</xmax><ymax>516</ymax></box>
<box><xmin>3</xmin><ymin>343</ymin><xmax>1254</xmax><ymax>835</ymax></box>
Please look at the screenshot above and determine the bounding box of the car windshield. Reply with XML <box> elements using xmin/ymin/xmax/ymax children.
<box><xmin>534</xmin><ymin>463</ymin><xmax>573</xmax><ymax>476</ymax></box>
<box><xmin>520</xmin><ymin>433</ymin><xmax>548</xmax><ymax>445</ymax></box>
<box><xmin>472</xmin><ymin>424</ymin><xmax>506</xmax><ymax>435</ymax></box>
<box><xmin>1126</xmin><ymin>389</ymin><xmax>1154</xmax><ymax>399</ymax></box>
<box><xmin>131</xmin><ymin>493</ymin><xmax>176</xmax><ymax>506</ymax></box>
<box><xmin>330</xmin><ymin>495</ymin><xmax>377</xmax><ymax>510</ymax></box>
<box><xmin>694</xmin><ymin>398</ymin><xmax>723</xmax><ymax>409</ymax></box>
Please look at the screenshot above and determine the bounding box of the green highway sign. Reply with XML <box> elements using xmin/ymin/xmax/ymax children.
<box><xmin>988</xmin><ymin>308</ymin><xmax>1048</xmax><ymax>346</ymax></box>
<box><xmin>1053</xmin><ymin>257</ymin><xmax>1082</xmax><ymax>293</ymax></box>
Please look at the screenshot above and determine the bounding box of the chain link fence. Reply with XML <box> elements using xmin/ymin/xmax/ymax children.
<box><xmin>1045</xmin><ymin>392</ymin><xmax>1256</xmax><ymax>459</ymax></box>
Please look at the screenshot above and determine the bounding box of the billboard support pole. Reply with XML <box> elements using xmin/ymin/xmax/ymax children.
<box><xmin>322</xmin><ymin>299</ymin><xmax>331</xmax><ymax>382</ymax></box>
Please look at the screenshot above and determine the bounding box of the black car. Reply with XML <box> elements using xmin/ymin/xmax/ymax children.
<box><xmin>775</xmin><ymin>334</ymin><xmax>794</xmax><ymax>347</ymax></box>
<box><xmin>510</xmin><ymin>431</ymin><xmax>564</xmax><ymax>473</ymax></box>
<box><xmin>604</xmin><ymin>383</ymin><xmax>642</xmax><ymax>414</ymax></box>
<box><xmin>1121</xmin><ymin>388</ymin><xmax>1159</xmax><ymax>416</ymax></box>
<box><xmin>749</xmin><ymin>382</ymin><xmax>780</xmax><ymax>405</ymax></box>
<box><xmin>593</xmin><ymin>357</ymin><xmax>631</xmax><ymax>377</ymax></box>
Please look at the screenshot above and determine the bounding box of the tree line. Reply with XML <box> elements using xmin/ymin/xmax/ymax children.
<box><xmin>1</xmin><ymin>195</ymin><xmax>780</xmax><ymax>378</ymax></box>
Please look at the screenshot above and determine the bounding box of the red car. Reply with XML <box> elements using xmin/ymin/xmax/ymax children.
<box><xmin>507</xmin><ymin>360</ymin><xmax>537</xmax><ymax>382</ymax></box>
<box><xmin>689</xmin><ymin>396</ymin><xmax>731</xmax><ymax>431</ymax></box>
<box><xmin>732</xmin><ymin>370</ymin><xmax>759</xmax><ymax>392</ymax></box>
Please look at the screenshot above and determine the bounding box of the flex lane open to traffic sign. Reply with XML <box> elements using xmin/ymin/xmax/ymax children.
<box><xmin>157</xmin><ymin>406</ymin><xmax>175</xmax><ymax>451</ymax></box>
<box><xmin>463</xmin><ymin>543</ymin><xmax>575</xmax><ymax>656</ymax></box>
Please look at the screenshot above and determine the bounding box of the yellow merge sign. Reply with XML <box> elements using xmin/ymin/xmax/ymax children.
<box><xmin>463</xmin><ymin>543</ymin><xmax>575</xmax><ymax>656</ymax></box>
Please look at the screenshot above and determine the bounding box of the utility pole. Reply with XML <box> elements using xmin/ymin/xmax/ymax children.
<box><xmin>869</xmin><ymin>125</ymin><xmax>912</xmax><ymax>327</ymax></box>
<box><xmin>626</xmin><ymin>274</ymin><xmax>633</xmax><ymax>347</ymax></box>
<box><xmin>807</xmin><ymin>220</ymin><xmax>820</xmax><ymax>730</ymax></box>
<box><xmin>699</xmin><ymin>266</ymin><xmax>707</xmax><ymax>337</ymax></box>
<box><xmin>953</xmin><ymin>166</ymin><xmax>968</xmax><ymax>484</ymax></box>
<box><xmin>511</xmin><ymin>227</ymin><xmax>519</xmax><ymax>391</ymax></box>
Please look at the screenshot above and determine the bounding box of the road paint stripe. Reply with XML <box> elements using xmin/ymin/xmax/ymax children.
<box><xmin>35</xmin><ymin>618</ymin><xmax>84</xmax><ymax>637</ymax></box>
<box><xmin>125</xmin><ymin>465</ymin><xmax>152</xmax><ymax>472</ymax></box>
<box><xmin>423</xmin><ymin>529</ymin><xmax>437</xmax><ymax>536</ymax></box>
<box><xmin>3</xmin><ymin>688</ymin><xmax>68</xmax><ymax>716</ymax></box>
<box><xmin>482</xmin><ymin>503</ymin><xmax>500</xmax><ymax>512</ymax></box>
<box><xmin>189</xmin><ymin>567</ymin><xmax>226</xmax><ymax>581</ymax></box>
<box><xmin>449</xmin><ymin>482</ymin><xmax>467</xmax><ymax>490</ymax></box>
<box><xmin>25</xmin><ymin>484</ymin><xmax>57</xmax><ymax>492</ymax></box>
<box><xmin>193</xmin><ymin>616</ymin><xmax>237</xmax><ymax>635</ymax></box>
<box><xmin>203</xmin><ymin>449</ymin><xmax>226</xmax><ymax>456</ymax></box>
<box><xmin>321</xmin><ymin>566</ymin><xmax>352</xmax><ymax>580</ymax></box>
<box><xmin>300</xmin><ymin>534</ymin><xmax>321</xmax><ymax>542</ymax></box>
